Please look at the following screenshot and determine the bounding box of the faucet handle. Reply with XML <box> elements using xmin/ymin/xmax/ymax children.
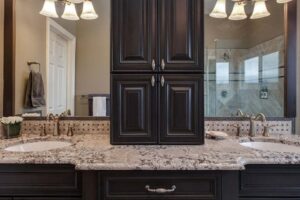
<box><xmin>40</xmin><ymin>124</ymin><xmax>47</xmax><ymax>137</ymax></box>
<box><xmin>67</xmin><ymin>125</ymin><xmax>74</xmax><ymax>137</ymax></box>
<box><xmin>230</xmin><ymin>124</ymin><xmax>242</xmax><ymax>137</ymax></box>
<box><xmin>262</xmin><ymin>124</ymin><xmax>277</xmax><ymax>137</ymax></box>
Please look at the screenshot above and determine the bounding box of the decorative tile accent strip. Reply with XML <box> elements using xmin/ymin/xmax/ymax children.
<box><xmin>205</xmin><ymin>121</ymin><xmax>292</xmax><ymax>136</ymax></box>
<box><xmin>20</xmin><ymin>120</ymin><xmax>110</xmax><ymax>136</ymax></box>
<box><xmin>17</xmin><ymin>119</ymin><xmax>292</xmax><ymax>137</ymax></box>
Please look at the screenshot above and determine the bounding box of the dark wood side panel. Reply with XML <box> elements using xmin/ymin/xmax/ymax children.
<box><xmin>0</xmin><ymin>165</ymin><xmax>81</xmax><ymax>197</ymax></box>
<box><xmin>112</xmin><ymin>0</ymin><xmax>157</xmax><ymax>72</ymax></box>
<box><xmin>3</xmin><ymin>0</ymin><xmax>15</xmax><ymax>116</ymax></box>
<box><xmin>284</xmin><ymin>1</ymin><xmax>297</xmax><ymax>118</ymax></box>
<box><xmin>82</xmin><ymin>171</ymin><xmax>98</xmax><ymax>200</ymax></box>
<box><xmin>111</xmin><ymin>74</ymin><xmax>157</xmax><ymax>144</ymax></box>
<box><xmin>100</xmin><ymin>171</ymin><xmax>221</xmax><ymax>200</ymax></box>
<box><xmin>240</xmin><ymin>165</ymin><xmax>300</xmax><ymax>198</ymax></box>
<box><xmin>159</xmin><ymin>0</ymin><xmax>203</xmax><ymax>72</ymax></box>
<box><xmin>159</xmin><ymin>74</ymin><xmax>204</xmax><ymax>144</ymax></box>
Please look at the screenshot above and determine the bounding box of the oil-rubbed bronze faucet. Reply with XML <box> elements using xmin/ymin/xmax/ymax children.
<box><xmin>47</xmin><ymin>112</ymin><xmax>67</xmax><ymax>136</ymax></box>
<box><xmin>249</xmin><ymin>113</ymin><xmax>266</xmax><ymax>137</ymax></box>
<box><xmin>233</xmin><ymin>109</ymin><xmax>267</xmax><ymax>137</ymax></box>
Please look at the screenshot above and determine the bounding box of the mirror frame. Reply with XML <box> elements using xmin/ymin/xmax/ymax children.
<box><xmin>2</xmin><ymin>0</ymin><xmax>298</xmax><ymax>118</ymax></box>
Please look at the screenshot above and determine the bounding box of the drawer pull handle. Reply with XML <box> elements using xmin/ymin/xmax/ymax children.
<box><xmin>145</xmin><ymin>185</ymin><xmax>176</xmax><ymax>194</ymax></box>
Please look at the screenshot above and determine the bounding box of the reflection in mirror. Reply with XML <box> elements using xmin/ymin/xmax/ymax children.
<box><xmin>11</xmin><ymin>0</ymin><xmax>110</xmax><ymax>117</ymax></box>
<box><xmin>204</xmin><ymin>0</ymin><xmax>285</xmax><ymax>117</ymax></box>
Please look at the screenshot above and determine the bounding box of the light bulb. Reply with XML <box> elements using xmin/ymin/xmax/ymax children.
<box><xmin>276</xmin><ymin>0</ymin><xmax>293</xmax><ymax>3</ymax></box>
<box><xmin>40</xmin><ymin>0</ymin><xmax>58</xmax><ymax>18</ymax></box>
<box><xmin>81</xmin><ymin>0</ymin><xmax>98</xmax><ymax>20</ymax></box>
<box><xmin>229</xmin><ymin>2</ymin><xmax>247</xmax><ymax>20</ymax></box>
<box><xmin>62</xmin><ymin>2</ymin><xmax>79</xmax><ymax>21</ymax></box>
<box><xmin>250</xmin><ymin>0</ymin><xmax>270</xmax><ymax>20</ymax></box>
<box><xmin>210</xmin><ymin>0</ymin><xmax>227</xmax><ymax>19</ymax></box>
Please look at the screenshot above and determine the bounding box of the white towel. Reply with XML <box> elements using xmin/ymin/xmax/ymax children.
<box><xmin>93</xmin><ymin>97</ymin><xmax>107</xmax><ymax>117</ymax></box>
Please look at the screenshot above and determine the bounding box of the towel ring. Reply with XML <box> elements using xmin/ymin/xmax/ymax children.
<box><xmin>27</xmin><ymin>61</ymin><xmax>41</xmax><ymax>72</ymax></box>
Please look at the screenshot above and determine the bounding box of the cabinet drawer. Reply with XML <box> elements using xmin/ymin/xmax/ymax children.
<box><xmin>0</xmin><ymin>165</ymin><xmax>81</xmax><ymax>197</ymax></box>
<box><xmin>101</xmin><ymin>171</ymin><xmax>220</xmax><ymax>199</ymax></box>
<box><xmin>240</xmin><ymin>165</ymin><xmax>300</xmax><ymax>197</ymax></box>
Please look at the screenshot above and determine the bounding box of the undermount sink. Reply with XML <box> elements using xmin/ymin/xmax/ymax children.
<box><xmin>4</xmin><ymin>141</ymin><xmax>72</xmax><ymax>152</ymax></box>
<box><xmin>240</xmin><ymin>142</ymin><xmax>300</xmax><ymax>154</ymax></box>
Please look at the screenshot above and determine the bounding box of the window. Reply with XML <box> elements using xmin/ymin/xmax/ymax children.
<box><xmin>262</xmin><ymin>52</ymin><xmax>280</xmax><ymax>83</ymax></box>
<box><xmin>244</xmin><ymin>57</ymin><xmax>259</xmax><ymax>83</ymax></box>
<box><xmin>216</xmin><ymin>62</ymin><xmax>229</xmax><ymax>84</ymax></box>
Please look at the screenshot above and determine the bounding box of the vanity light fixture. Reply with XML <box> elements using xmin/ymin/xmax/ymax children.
<box><xmin>81</xmin><ymin>0</ymin><xmax>98</xmax><ymax>20</ymax></box>
<box><xmin>40</xmin><ymin>0</ymin><xmax>98</xmax><ymax>20</ymax></box>
<box><xmin>229</xmin><ymin>2</ymin><xmax>247</xmax><ymax>20</ymax></box>
<box><xmin>250</xmin><ymin>0</ymin><xmax>270</xmax><ymax>19</ymax></box>
<box><xmin>210</xmin><ymin>0</ymin><xmax>294</xmax><ymax>21</ymax></box>
<box><xmin>62</xmin><ymin>2</ymin><xmax>80</xmax><ymax>20</ymax></box>
<box><xmin>40</xmin><ymin>0</ymin><xmax>59</xmax><ymax>18</ymax></box>
<box><xmin>209</xmin><ymin>0</ymin><xmax>228</xmax><ymax>18</ymax></box>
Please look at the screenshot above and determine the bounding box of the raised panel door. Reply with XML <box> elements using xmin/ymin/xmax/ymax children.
<box><xmin>159</xmin><ymin>74</ymin><xmax>204</xmax><ymax>144</ymax></box>
<box><xmin>111</xmin><ymin>74</ymin><xmax>158</xmax><ymax>144</ymax></box>
<box><xmin>159</xmin><ymin>0</ymin><xmax>203</xmax><ymax>72</ymax></box>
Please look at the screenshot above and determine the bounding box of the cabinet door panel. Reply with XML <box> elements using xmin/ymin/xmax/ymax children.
<box><xmin>111</xmin><ymin>74</ymin><xmax>157</xmax><ymax>144</ymax></box>
<box><xmin>240</xmin><ymin>165</ymin><xmax>300</xmax><ymax>197</ymax></box>
<box><xmin>112</xmin><ymin>0</ymin><xmax>157</xmax><ymax>72</ymax></box>
<box><xmin>159</xmin><ymin>75</ymin><xmax>204</xmax><ymax>144</ymax></box>
<box><xmin>160</xmin><ymin>0</ymin><xmax>203</xmax><ymax>72</ymax></box>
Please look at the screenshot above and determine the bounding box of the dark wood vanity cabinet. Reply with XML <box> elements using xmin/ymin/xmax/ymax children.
<box><xmin>99</xmin><ymin>171</ymin><xmax>227</xmax><ymax>200</ymax></box>
<box><xmin>0</xmin><ymin>165</ymin><xmax>81</xmax><ymax>199</ymax></box>
<box><xmin>112</xmin><ymin>0</ymin><xmax>157</xmax><ymax>72</ymax></box>
<box><xmin>239</xmin><ymin>165</ymin><xmax>300</xmax><ymax>199</ymax></box>
<box><xmin>111</xmin><ymin>0</ymin><xmax>204</xmax><ymax>144</ymax></box>
<box><xmin>111</xmin><ymin>74</ymin><xmax>158</xmax><ymax>144</ymax></box>
<box><xmin>159</xmin><ymin>0</ymin><xmax>203</xmax><ymax>72</ymax></box>
<box><xmin>159</xmin><ymin>75</ymin><xmax>204</xmax><ymax>144</ymax></box>
<box><xmin>112</xmin><ymin>0</ymin><xmax>203</xmax><ymax>72</ymax></box>
<box><xmin>111</xmin><ymin>74</ymin><xmax>204</xmax><ymax>144</ymax></box>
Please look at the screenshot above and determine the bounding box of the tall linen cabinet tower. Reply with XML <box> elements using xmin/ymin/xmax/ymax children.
<box><xmin>111</xmin><ymin>0</ymin><xmax>204</xmax><ymax>145</ymax></box>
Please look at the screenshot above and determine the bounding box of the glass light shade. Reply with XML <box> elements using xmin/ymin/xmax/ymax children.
<box><xmin>69</xmin><ymin>0</ymin><xmax>84</xmax><ymax>3</ymax></box>
<box><xmin>276</xmin><ymin>0</ymin><xmax>293</xmax><ymax>3</ymax></box>
<box><xmin>250</xmin><ymin>1</ymin><xmax>270</xmax><ymax>19</ymax></box>
<box><xmin>62</xmin><ymin>3</ymin><xmax>79</xmax><ymax>20</ymax></box>
<box><xmin>40</xmin><ymin>0</ymin><xmax>58</xmax><ymax>18</ymax></box>
<box><xmin>81</xmin><ymin>0</ymin><xmax>98</xmax><ymax>20</ymax></box>
<box><xmin>229</xmin><ymin>3</ymin><xmax>247</xmax><ymax>20</ymax></box>
<box><xmin>209</xmin><ymin>0</ymin><xmax>227</xmax><ymax>19</ymax></box>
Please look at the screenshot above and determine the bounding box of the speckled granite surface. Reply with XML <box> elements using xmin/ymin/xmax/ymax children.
<box><xmin>1</xmin><ymin>133</ymin><xmax>300</xmax><ymax>171</ymax></box>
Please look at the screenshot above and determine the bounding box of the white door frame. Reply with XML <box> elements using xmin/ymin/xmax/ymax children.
<box><xmin>46</xmin><ymin>18</ymin><xmax>76</xmax><ymax>115</ymax></box>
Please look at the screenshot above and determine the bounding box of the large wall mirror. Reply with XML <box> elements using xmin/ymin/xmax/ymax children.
<box><xmin>0</xmin><ymin>0</ymin><xmax>297</xmax><ymax>118</ymax></box>
<box><xmin>2</xmin><ymin>0</ymin><xmax>111</xmax><ymax>117</ymax></box>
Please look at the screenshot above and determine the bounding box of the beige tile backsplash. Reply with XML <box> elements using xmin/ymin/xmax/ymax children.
<box><xmin>0</xmin><ymin>119</ymin><xmax>293</xmax><ymax>139</ymax></box>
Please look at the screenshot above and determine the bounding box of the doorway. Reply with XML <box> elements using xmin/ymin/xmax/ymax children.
<box><xmin>46</xmin><ymin>19</ymin><xmax>76</xmax><ymax>115</ymax></box>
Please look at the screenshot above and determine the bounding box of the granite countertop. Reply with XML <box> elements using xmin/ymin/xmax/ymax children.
<box><xmin>0</xmin><ymin>133</ymin><xmax>300</xmax><ymax>171</ymax></box>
